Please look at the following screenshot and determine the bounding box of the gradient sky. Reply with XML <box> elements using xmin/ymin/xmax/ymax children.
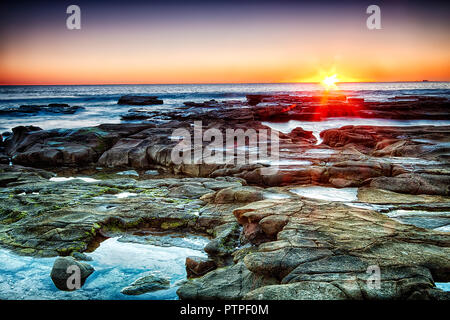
<box><xmin>0</xmin><ymin>0</ymin><xmax>449</xmax><ymax>85</ymax></box>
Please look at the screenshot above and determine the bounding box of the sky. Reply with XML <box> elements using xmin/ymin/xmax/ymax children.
<box><xmin>0</xmin><ymin>0</ymin><xmax>449</xmax><ymax>85</ymax></box>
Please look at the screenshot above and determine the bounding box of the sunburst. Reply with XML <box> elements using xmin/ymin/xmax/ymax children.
<box><xmin>321</xmin><ymin>74</ymin><xmax>339</xmax><ymax>89</ymax></box>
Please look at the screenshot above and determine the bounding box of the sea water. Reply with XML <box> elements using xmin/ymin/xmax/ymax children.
<box><xmin>1</xmin><ymin>82</ymin><xmax>449</xmax><ymax>132</ymax></box>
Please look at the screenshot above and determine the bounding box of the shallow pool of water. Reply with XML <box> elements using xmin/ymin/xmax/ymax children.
<box><xmin>0</xmin><ymin>236</ymin><xmax>208</xmax><ymax>300</ymax></box>
<box><xmin>290</xmin><ymin>186</ymin><xmax>358</xmax><ymax>202</ymax></box>
<box><xmin>386</xmin><ymin>210</ymin><xmax>450</xmax><ymax>231</ymax></box>
<box><xmin>435</xmin><ymin>283</ymin><xmax>450</xmax><ymax>292</ymax></box>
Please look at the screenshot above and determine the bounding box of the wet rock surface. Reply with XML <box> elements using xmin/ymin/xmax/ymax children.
<box><xmin>178</xmin><ymin>197</ymin><xmax>449</xmax><ymax>300</ymax></box>
<box><xmin>1</xmin><ymin>93</ymin><xmax>449</xmax><ymax>300</ymax></box>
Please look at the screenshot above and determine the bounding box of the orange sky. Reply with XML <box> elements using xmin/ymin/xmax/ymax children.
<box><xmin>0</xmin><ymin>3</ymin><xmax>449</xmax><ymax>85</ymax></box>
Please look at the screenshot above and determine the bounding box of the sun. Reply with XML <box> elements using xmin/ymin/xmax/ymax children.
<box><xmin>321</xmin><ymin>74</ymin><xmax>339</xmax><ymax>89</ymax></box>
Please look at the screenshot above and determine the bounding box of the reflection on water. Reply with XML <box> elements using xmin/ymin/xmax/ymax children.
<box><xmin>0</xmin><ymin>236</ymin><xmax>208</xmax><ymax>300</ymax></box>
<box><xmin>290</xmin><ymin>186</ymin><xmax>358</xmax><ymax>202</ymax></box>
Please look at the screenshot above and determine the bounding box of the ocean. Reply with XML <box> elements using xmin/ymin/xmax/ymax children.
<box><xmin>0</xmin><ymin>82</ymin><xmax>449</xmax><ymax>132</ymax></box>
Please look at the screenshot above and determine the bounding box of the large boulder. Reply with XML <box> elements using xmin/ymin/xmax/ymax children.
<box><xmin>50</xmin><ymin>256</ymin><xmax>94</xmax><ymax>291</ymax></box>
<box><xmin>5</xmin><ymin>124</ymin><xmax>156</xmax><ymax>167</ymax></box>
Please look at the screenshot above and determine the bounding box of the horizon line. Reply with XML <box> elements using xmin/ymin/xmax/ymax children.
<box><xmin>0</xmin><ymin>80</ymin><xmax>448</xmax><ymax>86</ymax></box>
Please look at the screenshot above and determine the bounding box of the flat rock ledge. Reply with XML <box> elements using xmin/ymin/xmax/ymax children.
<box><xmin>0</xmin><ymin>164</ymin><xmax>245</xmax><ymax>257</ymax></box>
<box><xmin>177</xmin><ymin>198</ymin><xmax>450</xmax><ymax>300</ymax></box>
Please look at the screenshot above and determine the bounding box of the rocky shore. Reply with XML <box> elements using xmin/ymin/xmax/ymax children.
<box><xmin>0</xmin><ymin>104</ymin><xmax>84</xmax><ymax>116</ymax></box>
<box><xmin>120</xmin><ymin>94</ymin><xmax>450</xmax><ymax>122</ymax></box>
<box><xmin>0</xmin><ymin>93</ymin><xmax>449</xmax><ymax>300</ymax></box>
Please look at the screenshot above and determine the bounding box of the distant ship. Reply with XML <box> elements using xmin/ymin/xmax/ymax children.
<box><xmin>422</xmin><ymin>80</ymin><xmax>429</xmax><ymax>82</ymax></box>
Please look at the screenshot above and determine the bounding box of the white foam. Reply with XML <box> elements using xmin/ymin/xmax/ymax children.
<box><xmin>49</xmin><ymin>176</ymin><xmax>100</xmax><ymax>183</ymax></box>
<box><xmin>434</xmin><ymin>225</ymin><xmax>450</xmax><ymax>233</ymax></box>
<box><xmin>115</xmin><ymin>192</ymin><xmax>137</xmax><ymax>199</ymax></box>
